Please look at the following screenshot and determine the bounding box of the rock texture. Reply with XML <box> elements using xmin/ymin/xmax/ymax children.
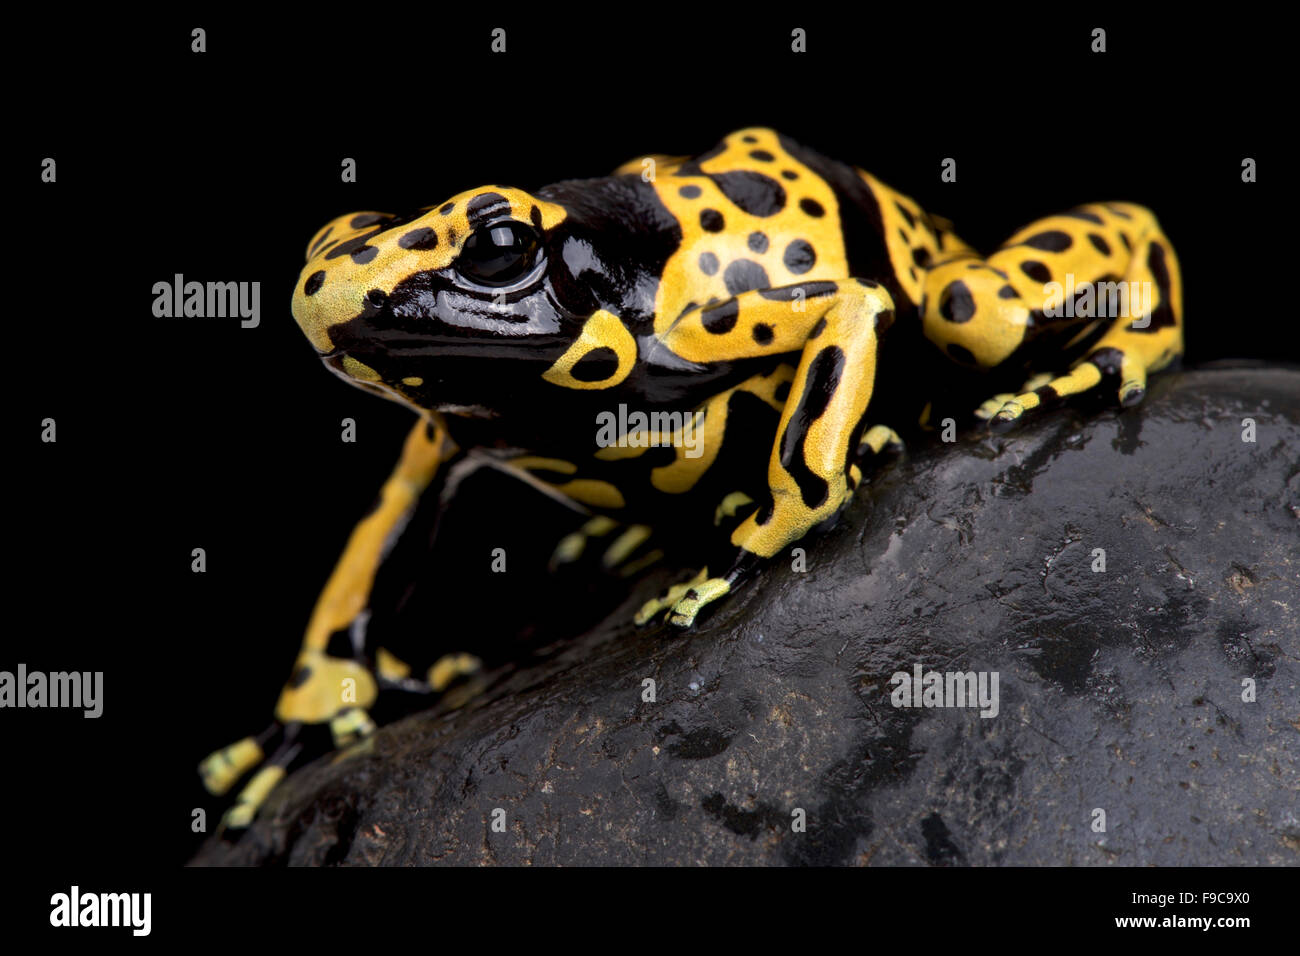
<box><xmin>193</xmin><ymin>367</ymin><xmax>1299</xmax><ymax>866</ymax></box>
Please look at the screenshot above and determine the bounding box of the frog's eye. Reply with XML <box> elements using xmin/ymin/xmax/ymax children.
<box><xmin>454</xmin><ymin>221</ymin><xmax>542</xmax><ymax>287</ymax></box>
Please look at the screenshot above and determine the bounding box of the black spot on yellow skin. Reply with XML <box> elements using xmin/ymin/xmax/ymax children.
<box><xmin>748</xmin><ymin>231</ymin><xmax>769</xmax><ymax>253</ymax></box>
<box><xmin>809</xmin><ymin>317</ymin><xmax>827</xmax><ymax>338</ymax></box>
<box><xmin>304</xmin><ymin>271</ymin><xmax>325</xmax><ymax>295</ymax></box>
<box><xmin>799</xmin><ymin>198</ymin><xmax>825</xmax><ymax>218</ymax></box>
<box><xmin>752</xmin><ymin>323</ymin><xmax>774</xmax><ymax>345</ymax></box>
<box><xmin>570</xmin><ymin>347</ymin><xmax>621</xmax><ymax>381</ymax></box>
<box><xmin>1021</xmin><ymin>260</ymin><xmax>1051</xmax><ymax>282</ymax></box>
<box><xmin>998</xmin><ymin>284</ymin><xmax>1018</xmax><ymax>299</ymax></box>
<box><xmin>679</xmin><ymin>184</ymin><xmax>702</xmax><ymax>199</ymax></box>
<box><xmin>702</xmin><ymin>299</ymin><xmax>740</xmax><ymax>334</ymax></box>
<box><xmin>707</xmin><ymin>171</ymin><xmax>787</xmax><ymax>217</ymax></box>
<box><xmin>324</xmin><ymin>232</ymin><xmax>381</xmax><ymax>261</ymax></box>
<box><xmin>783</xmin><ymin>239</ymin><xmax>816</xmax><ymax>274</ymax></box>
<box><xmin>939</xmin><ymin>280</ymin><xmax>975</xmax><ymax>322</ymax></box>
<box><xmin>700</xmin><ymin>209</ymin><xmax>725</xmax><ymax>232</ymax></box>
<box><xmin>439</xmin><ymin>202</ymin><xmax>455</xmax><ymax>215</ymax></box>
<box><xmin>399</xmin><ymin>227</ymin><xmax>438</xmax><ymax>250</ymax></box>
<box><xmin>723</xmin><ymin>260</ymin><xmax>770</xmax><ymax>295</ymax></box>
<box><xmin>466</xmin><ymin>192</ymin><xmax>511</xmax><ymax>228</ymax></box>
<box><xmin>779</xmin><ymin>345</ymin><xmax>845</xmax><ymax>509</ymax></box>
<box><xmin>781</xmin><ymin>169</ymin><xmax>798</xmax><ymax>181</ymax></box>
<box><xmin>1088</xmin><ymin>233</ymin><xmax>1111</xmax><ymax>256</ymax></box>
<box><xmin>1063</xmin><ymin>208</ymin><xmax>1104</xmax><ymax>224</ymax></box>
<box><xmin>749</xmin><ymin>149</ymin><xmax>775</xmax><ymax>162</ymax></box>
<box><xmin>351</xmin><ymin>245</ymin><xmax>378</xmax><ymax>265</ymax></box>
<box><xmin>350</xmin><ymin>213</ymin><xmax>386</xmax><ymax>229</ymax></box>
<box><xmin>1022</xmin><ymin>230</ymin><xmax>1073</xmax><ymax>252</ymax></box>
<box><xmin>698</xmin><ymin>251</ymin><xmax>719</xmax><ymax>275</ymax></box>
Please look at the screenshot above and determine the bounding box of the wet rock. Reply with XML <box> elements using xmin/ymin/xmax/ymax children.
<box><xmin>192</xmin><ymin>367</ymin><xmax>1299</xmax><ymax>866</ymax></box>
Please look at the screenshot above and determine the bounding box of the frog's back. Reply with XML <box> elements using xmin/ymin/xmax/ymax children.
<box><xmin>616</xmin><ymin>128</ymin><xmax>967</xmax><ymax>332</ymax></box>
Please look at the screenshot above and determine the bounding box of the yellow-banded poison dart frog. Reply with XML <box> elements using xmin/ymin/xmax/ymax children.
<box><xmin>199</xmin><ymin>128</ymin><xmax>1183</xmax><ymax>829</ymax></box>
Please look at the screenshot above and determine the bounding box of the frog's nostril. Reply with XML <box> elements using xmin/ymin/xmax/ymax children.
<box><xmin>366</xmin><ymin>289</ymin><xmax>388</xmax><ymax>310</ymax></box>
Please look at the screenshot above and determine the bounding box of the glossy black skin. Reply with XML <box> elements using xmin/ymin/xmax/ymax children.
<box><xmin>322</xmin><ymin>177</ymin><xmax>808</xmax><ymax>458</ymax></box>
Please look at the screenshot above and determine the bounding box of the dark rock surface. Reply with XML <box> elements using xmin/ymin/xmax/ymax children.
<box><xmin>192</xmin><ymin>367</ymin><xmax>1299</xmax><ymax>866</ymax></box>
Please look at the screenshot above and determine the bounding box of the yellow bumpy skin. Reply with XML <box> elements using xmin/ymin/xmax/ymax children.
<box><xmin>203</xmin><ymin>128</ymin><xmax>1183</xmax><ymax>829</ymax></box>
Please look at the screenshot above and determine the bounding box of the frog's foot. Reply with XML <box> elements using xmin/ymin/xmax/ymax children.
<box><xmin>850</xmin><ymin>424</ymin><xmax>904</xmax><ymax>489</ymax></box>
<box><xmin>974</xmin><ymin>372</ymin><xmax>1052</xmax><ymax>422</ymax></box>
<box><xmin>664</xmin><ymin>576</ymin><xmax>733</xmax><ymax>628</ymax></box>
<box><xmin>986</xmin><ymin>341</ymin><xmax>1174</xmax><ymax>434</ymax></box>
<box><xmin>636</xmin><ymin>550</ymin><xmax>765</xmax><ymax>629</ymax></box>
<box><xmin>199</xmin><ymin>719</ymin><xmax>304</xmax><ymax>832</ymax></box>
<box><xmin>635</xmin><ymin>568</ymin><xmax>712</xmax><ymax>626</ymax></box>
<box><xmin>859</xmin><ymin>424</ymin><xmax>904</xmax><ymax>458</ymax></box>
<box><xmin>328</xmin><ymin>706</ymin><xmax>376</xmax><ymax>747</ymax></box>
<box><xmin>211</xmin><ymin>707</ymin><xmax>380</xmax><ymax>832</ymax></box>
<box><xmin>550</xmin><ymin>517</ymin><xmax>662</xmax><ymax>578</ymax></box>
<box><xmin>198</xmin><ymin>723</ymin><xmax>279</xmax><ymax>798</ymax></box>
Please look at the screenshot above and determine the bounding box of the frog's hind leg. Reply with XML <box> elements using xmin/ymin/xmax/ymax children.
<box><xmin>920</xmin><ymin>202</ymin><xmax>1183</xmax><ymax>432</ymax></box>
<box><xmin>985</xmin><ymin>205</ymin><xmax>1183</xmax><ymax>431</ymax></box>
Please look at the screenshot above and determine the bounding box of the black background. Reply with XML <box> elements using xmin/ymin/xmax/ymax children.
<box><xmin>9</xmin><ymin>5</ymin><xmax>1293</xmax><ymax>919</ymax></box>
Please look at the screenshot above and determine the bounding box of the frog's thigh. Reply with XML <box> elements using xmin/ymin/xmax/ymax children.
<box><xmin>989</xmin><ymin>221</ymin><xmax>1184</xmax><ymax>431</ymax></box>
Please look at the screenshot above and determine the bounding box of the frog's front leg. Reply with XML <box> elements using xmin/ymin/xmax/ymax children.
<box><xmin>199</xmin><ymin>418</ymin><xmax>451</xmax><ymax>830</ymax></box>
<box><xmin>641</xmin><ymin>278</ymin><xmax>894</xmax><ymax>627</ymax></box>
<box><xmin>921</xmin><ymin>202</ymin><xmax>1183</xmax><ymax>432</ymax></box>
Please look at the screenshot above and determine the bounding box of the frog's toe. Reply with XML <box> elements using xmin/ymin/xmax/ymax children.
<box><xmin>975</xmin><ymin>392</ymin><xmax>1017</xmax><ymax>421</ymax></box>
<box><xmin>217</xmin><ymin>727</ymin><xmax>305</xmax><ymax>832</ymax></box>
<box><xmin>329</xmin><ymin>707</ymin><xmax>376</xmax><ymax>748</ymax></box>
<box><xmin>199</xmin><ymin>733</ymin><xmax>269</xmax><ymax>797</ymax></box>
<box><xmin>990</xmin><ymin>399</ymin><xmax>1029</xmax><ymax>433</ymax></box>
<box><xmin>635</xmin><ymin>569</ymin><xmax>709</xmax><ymax>625</ymax></box>
<box><xmin>1118</xmin><ymin>373</ymin><xmax>1147</xmax><ymax>407</ymax></box>
<box><xmin>858</xmin><ymin>424</ymin><xmax>904</xmax><ymax>456</ymax></box>
<box><xmin>666</xmin><ymin>576</ymin><xmax>732</xmax><ymax>628</ymax></box>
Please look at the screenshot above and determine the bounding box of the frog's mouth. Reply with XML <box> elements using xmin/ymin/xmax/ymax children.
<box><xmin>318</xmin><ymin>349</ymin><xmax>499</xmax><ymax>419</ymax></box>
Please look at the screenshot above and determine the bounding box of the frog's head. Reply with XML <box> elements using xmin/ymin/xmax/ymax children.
<box><xmin>293</xmin><ymin>186</ymin><xmax>602</xmax><ymax>417</ymax></box>
<box><xmin>920</xmin><ymin>260</ymin><xmax>1034</xmax><ymax>368</ymax></box>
